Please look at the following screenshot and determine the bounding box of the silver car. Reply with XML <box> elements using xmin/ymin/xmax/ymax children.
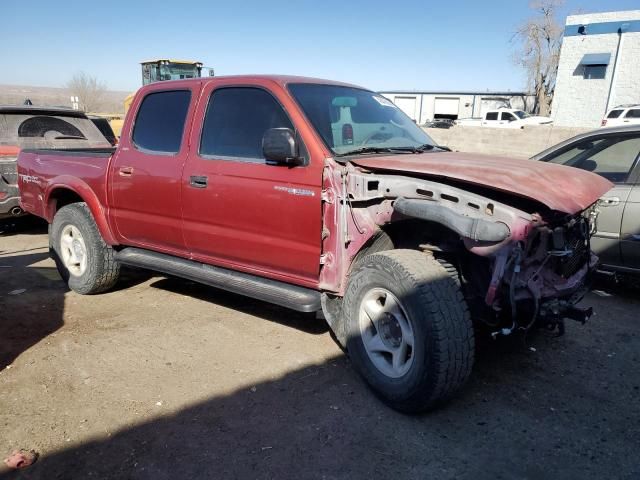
<box><xmin>532</xmin><ymin>125</ymin><xmax>640</xmax><ymax>275</ymax></box>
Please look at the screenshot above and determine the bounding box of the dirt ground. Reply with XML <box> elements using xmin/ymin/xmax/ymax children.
<box><xmin>1</xmin><ymin>218</ymin><xmax>639</xmax><ymax>480</ymax></box>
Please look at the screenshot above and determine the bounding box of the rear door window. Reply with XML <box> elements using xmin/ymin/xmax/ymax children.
<box><xmin>132</xmin><ymin>90</ymin><xmax>191</xmax><ymax>154</ymax></box>
<box><xmin>485</xmin><ymin>112</ymin><xmax>498</xmax><ymax>121</ymax></box>
<box><xmin>624</xmin><ymin>109</ymin><xmax>640</xmax><ymax>119</ymax></box>
<box><xmin>199</xmin><ymin>87</ymin><xmax>293</xmax><ymax>162</ymax></box>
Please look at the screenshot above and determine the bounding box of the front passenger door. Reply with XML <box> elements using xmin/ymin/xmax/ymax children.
<box><xmin>181</xmin><ymin>85</ymin><xmax>323</xmax><ymax>286</ymax></box>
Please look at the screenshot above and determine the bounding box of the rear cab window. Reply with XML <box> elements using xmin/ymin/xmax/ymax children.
<box><xmin>485</xmin><ymin>112</ymin><xmax>499</xmax><ymax>121</ymax></box>
<box><xmin>132</xmin><ymin>90</ymin><xmax>191</xmax><ymax>154</ymax></box>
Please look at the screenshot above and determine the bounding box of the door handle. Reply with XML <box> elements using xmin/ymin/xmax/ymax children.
<box><xmin>599</xmin><ymin>196</ymin><xmax>620</xmax><ymax>207</ymax></box>
<box><xmin>119</xmin><ymin>166</ymin><xmax>134</xmax><ymax>177</ymax></box>
<box><xmin>189</xmin><ymin>175</ymin><xmax>208</xmax><ymax>188</ymax></box>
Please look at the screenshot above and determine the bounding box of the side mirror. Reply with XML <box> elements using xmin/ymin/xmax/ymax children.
<box><xmin>262</xmin><ymin>128</ymin><xmax>302</xmax><ymax>165</ymax></box>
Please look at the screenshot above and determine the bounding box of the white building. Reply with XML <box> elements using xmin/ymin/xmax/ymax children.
<box><xmin>378</xmin><ymin>91</ymin><xmax>535</xmax><ymax>125</ymax></box>
<box><xmin>552</xmin><ymin>10</ymin><xmax>640</xmax><ymax>127</ymax></box>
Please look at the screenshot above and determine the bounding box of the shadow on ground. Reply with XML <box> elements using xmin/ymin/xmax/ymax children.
<box><xmin>0</xmin><ymin>250</ymin><xmax>64</xmax><ymax>370</ymax></box>
<box><xmin>0</xmin><ymin>217</ymin><xmax>47</xmax><ymax>242</ymax></box>
<box><xmin>150</xmin><ymin>277</ymin><xmax>329</xmax><ymax>335</ymax></box>
<box><xmin>4</xmin><ymin>310</ymin><xmax>639</xmax><ymax>480</ymax></box>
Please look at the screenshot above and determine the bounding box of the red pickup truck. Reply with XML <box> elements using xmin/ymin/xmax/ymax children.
<box><xmin>18</xmin><ymin>75</ymin><xmax>612</xmax><ymax>412</ymax></box>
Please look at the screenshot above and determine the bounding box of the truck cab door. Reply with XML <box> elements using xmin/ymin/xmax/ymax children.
<box><xmin>108</xmin><ymin>84</ymin><xmax>199</xmax><ymax>254</ymax></box>
<box><xmin>181</xmin><ymin>83</ymin><xmax>323</xmax><ymax>286</ymax></box>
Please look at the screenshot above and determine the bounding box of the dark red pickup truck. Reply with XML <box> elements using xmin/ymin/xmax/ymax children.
<box><xmin>18</xmin><ymin>75</ymin><xmax>612</xmax><ymax>412</ymax></box>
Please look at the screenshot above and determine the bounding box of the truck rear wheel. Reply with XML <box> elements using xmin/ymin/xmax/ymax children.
<box><xmin>343</xmin><ymin>250</ymin><xmax>474</xmax><ymax>413</ymax></box>
<box><xmin>51</xmin><ymin>203</ymin><xmax>120</xmax><ymax>294</ymax></box>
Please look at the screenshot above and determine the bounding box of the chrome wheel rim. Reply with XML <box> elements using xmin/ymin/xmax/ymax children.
<box><xmin>358</xmin><ymin>287</ymin><xmax>414</xmax><ymax>378</ymax></box>
<box><xmin>60</xmin><ymin>225</ymin><xmax>87</xmax><ymax>277</ymax></box>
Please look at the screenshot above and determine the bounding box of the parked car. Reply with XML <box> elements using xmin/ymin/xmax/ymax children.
<box><xmin>18</xmin><ymin>75</ymin><xmax>611</xmax><ymax>412</ymax></box>
<box><xmin>423</xmin><ymin>118</ymin><xmax>454</xmax><ymax>129</ymax></box>
<box><xmin>532</xmin><ymin>124</ymin><xmax>640</xmax><ymax>275</ymax></box>
<box><xmin>601</xmin><ymin>104</ymin><xmax>640</xmax><ymax>128</ymax></box>
<box><xmin>0</xmin><ymin>106</ymin><xmax>112</xmax><ymax>220</ymax></box>
<box><xmin>456</xmin><ymin>108</ymin><xmax>553</xmax><ymax>128</ymax></box>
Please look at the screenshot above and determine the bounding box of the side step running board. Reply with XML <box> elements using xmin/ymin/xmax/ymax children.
<box><xmin>115</xmin><ymin>247</ymin><xmax>321</xmax><ymax>313</ymax></box>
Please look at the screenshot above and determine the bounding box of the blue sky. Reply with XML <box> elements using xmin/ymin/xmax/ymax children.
<box><xmin>2</xmin><ymin>0</ymin><xmax>638</xmax><ymax>92</ymax></box>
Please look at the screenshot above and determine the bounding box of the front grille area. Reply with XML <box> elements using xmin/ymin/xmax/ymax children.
<box><xmin>553</xmin><ymin>217</ymin><xmax>590</xmax><ymax>278</ymax></box>
<box><xmin>558</xmin><ymin>237</ymin><xmax>589</xmax><ymax>277</ymax></box>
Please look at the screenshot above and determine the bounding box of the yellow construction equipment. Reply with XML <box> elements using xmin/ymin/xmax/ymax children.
<box><xmin>109</xmin><ymin>59</ymin><xmax>213</xmax><ymax>137</ymax></box>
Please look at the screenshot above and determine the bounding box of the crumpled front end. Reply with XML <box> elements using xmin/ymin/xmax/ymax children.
<box><xmin>319</xmin><ymin>158</ymin><xmax>601</xmax><ymax>336</ymax></box>
<box><xmin>484</xmin><ymin>211</ymin><xmax>596</xmax><ymax>336</ymax></box>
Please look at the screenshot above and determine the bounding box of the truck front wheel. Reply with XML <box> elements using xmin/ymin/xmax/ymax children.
<box><xmin>343</xmin><ymin>250</ymin><xmax>474</xmax><ymax>413</ymax></box>
<box><xmin>51</xmin><ymin>203</ymin><xmax>120</xmax><ymax>294</ymax></box>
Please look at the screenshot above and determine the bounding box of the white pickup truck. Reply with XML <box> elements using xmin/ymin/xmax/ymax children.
<box><xmin>456</xmin><ymin>108</ymin><xmax>553</xmax><ymax>128</ymax></box>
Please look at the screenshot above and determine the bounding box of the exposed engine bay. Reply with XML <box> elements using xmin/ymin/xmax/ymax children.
<box><xmin>320</xmin><ymin>159</ymin><xmax>599</xmax><ymax>336</ymax></box>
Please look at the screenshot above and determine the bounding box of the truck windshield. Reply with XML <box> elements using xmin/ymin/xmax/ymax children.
<box><xmin>514</xmin><ymin>110</ymin><xmax>530</xmax><ymax>119</ymax></box>
<box><xmin>288</xmin><ymin>84</ymin><xmax>435</xmax><ymax>155</ymax></box>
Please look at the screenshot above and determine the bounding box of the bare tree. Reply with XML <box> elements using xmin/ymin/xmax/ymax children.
<box><xmin>66</xmin><ymin>72</ymin><xmax>107</xmax><ymax>112</ymax></box>
<box><xmin>512</xmin><ymin>0</ymin><xmax>564</xmax><ymax>116</ymax></box>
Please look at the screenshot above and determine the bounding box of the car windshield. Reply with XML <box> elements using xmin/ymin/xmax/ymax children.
<box><xmin>514</xmin><ymin>110</ymin><xmax>529</xmax><ymax>119</ymax></box>
<box><xmin>288</xmin><ymin>83</ymin><xmax>435</xmax><ymax>155</ymax></box>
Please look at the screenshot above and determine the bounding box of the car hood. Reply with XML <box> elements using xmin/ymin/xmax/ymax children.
<box><xmin>349</xmin><ymin>152</ymin><xmax>613</xmax><ymax>214</ymax></box>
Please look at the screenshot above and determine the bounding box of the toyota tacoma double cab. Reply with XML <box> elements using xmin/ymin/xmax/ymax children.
<box><xmin>17</xmin><ymin>76</ymin><xmax>612</xmax><ymax>412</ymax></box>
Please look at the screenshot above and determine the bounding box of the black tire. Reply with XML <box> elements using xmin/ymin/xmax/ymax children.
<box><xmin>343</xmin><ymin>249</ymin><xmax>474</xmax><ymax>413</ymax></box>
<box><xmin>323</xmin><ymin>232</ymin><xmax>395</xmax><ymax>348</ymax></box>
<box><xmin>50</xmin><ymin>203</ymin><xmax>120</xmax><ymax>294</ymax></box>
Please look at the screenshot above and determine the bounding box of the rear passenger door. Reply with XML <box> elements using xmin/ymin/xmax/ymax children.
<box><xmin>181</xmin><ymin>84</ymin><xmax>323</xmax><ymax>286</ymax></box>
<box><xmin>482</xmin><ymin>111</ymin><xmax>499</xmax><ymax>127</ymax></box>
<box><xmin>109</xmin><ymin>84</ymin><xmax>198</xmax><ymax>254</ymax></box>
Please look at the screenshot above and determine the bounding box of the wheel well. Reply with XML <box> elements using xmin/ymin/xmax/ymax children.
<box><xmin>48</xmin><ymin>189</ymin><xmax>84</xmax><ymax>219</ymax></box>
<box><xmin>381</xmin><ymin>219</ymin><xmax>461</xmax><ymax>252</ymax></box>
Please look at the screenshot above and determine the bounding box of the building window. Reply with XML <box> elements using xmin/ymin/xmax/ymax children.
<box><xmin>583</xmin><ymin>64</ymin><xmax>607</xmax><ymax>80</ymax></box>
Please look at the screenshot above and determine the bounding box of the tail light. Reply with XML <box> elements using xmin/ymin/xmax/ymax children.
<box><xmin>601</xmin><ymin>119</ymin><xmax>607</xmax><ymax>126</ymax></box>
<box><xmin>0</xmin><ymin>145</ymin><xmax>20</xmax><ymax>160</ymax></box>
<box><xmin>342</xmin><ymin>124</ymin><xmax>354</xmax><ymax>145</ymax></box>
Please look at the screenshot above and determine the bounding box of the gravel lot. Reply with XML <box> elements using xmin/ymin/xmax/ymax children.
<box><xmin>1</xmin><ymin>218</ymin><xmax>639</xmax><ymax>480</ymax></box>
